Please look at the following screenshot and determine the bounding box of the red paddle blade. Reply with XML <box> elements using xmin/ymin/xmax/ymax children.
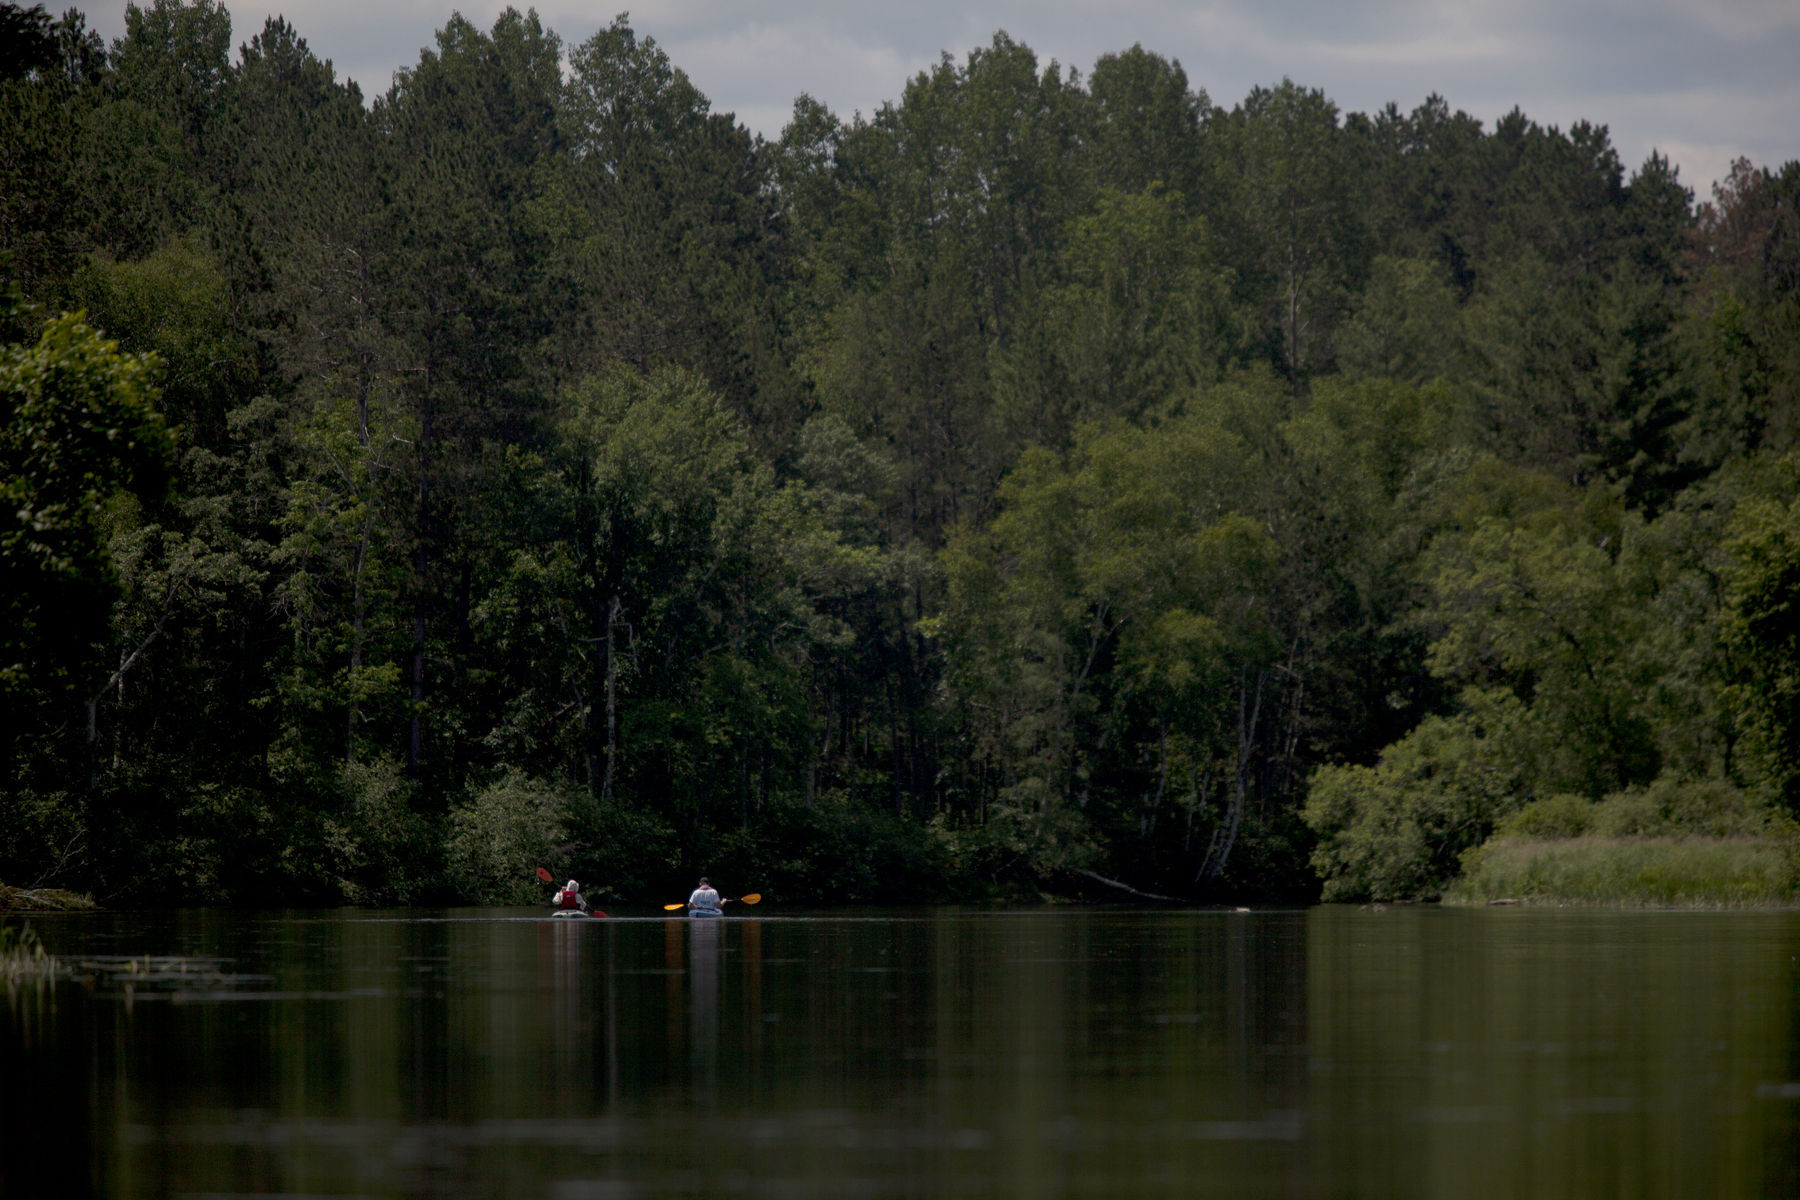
<box><xmin>536</xmin><ymin>867</ymin><xmax>554</xmax><ymax>882</ymax></box>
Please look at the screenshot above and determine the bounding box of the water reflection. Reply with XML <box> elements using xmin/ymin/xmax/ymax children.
<box><xmin>3</xmin><ymin>907</ymin><xmax>1799</xmax><ymax>1197</ymax></box>
<box><xmin>538</xmin><ymin>916</ymin><xmax>607</xmax><ymax>1103</ymax></box>
<box><xmin>687</xmin><ymin>915</ymin><xmax>720</xmax><ymax>1094</ymax></box>
<box><xmin>1306</xmin><ymin>907</ymin><xmax>1800</xmax><ymax>1200</ymax></box>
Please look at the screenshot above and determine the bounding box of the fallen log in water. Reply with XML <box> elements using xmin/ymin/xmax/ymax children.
<box><xmin>0</xmin><ymin>883</ymin><xmax>97</xmax><ymax>912</ymax></box>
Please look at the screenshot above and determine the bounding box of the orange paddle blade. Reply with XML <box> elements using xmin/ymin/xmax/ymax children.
<box><xmin>664</xmin><ymin>902</ymin><xmax>686</xmax><ymax>910</ymax></box>
<box><xmin>738</xmin><ymin>893</ymin><xmax>761</xmax><ymax>904</ymax></box>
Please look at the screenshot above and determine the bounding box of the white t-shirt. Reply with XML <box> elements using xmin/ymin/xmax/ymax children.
<box><xmin>689</xmin><ymin>885</ymin><xmax>720</xmax><ymax>909</ymax></box>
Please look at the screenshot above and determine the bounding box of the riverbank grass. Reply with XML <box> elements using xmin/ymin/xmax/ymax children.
<box><xmin>1447</xmin><ymin>835</ymin><xmax>1800</xmax><ymax>907</ymax></box>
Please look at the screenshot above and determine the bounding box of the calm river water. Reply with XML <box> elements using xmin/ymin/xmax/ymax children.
<box><xmin>4</xmin><ymin>906</ymin><xmax>1799</xmax><ymax>1198</ymax></box>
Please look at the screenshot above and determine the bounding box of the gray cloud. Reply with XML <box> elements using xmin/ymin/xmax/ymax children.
<box><xmin>78</xmin><ymin>0</ymin><xmax>1799</xmax><ymax>192</ymax></box>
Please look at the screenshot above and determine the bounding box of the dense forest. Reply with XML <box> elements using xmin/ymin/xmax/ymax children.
<box><xmin>4</xmin><ymin>0</ymin><xmax>1799</xmax><ymax>907</ymax></box>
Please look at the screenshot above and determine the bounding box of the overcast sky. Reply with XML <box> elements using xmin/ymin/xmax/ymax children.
<box><xmin>79</xmin><ymin>0</ymin><xmax>1800</xmax><ymax>200</ymax></box>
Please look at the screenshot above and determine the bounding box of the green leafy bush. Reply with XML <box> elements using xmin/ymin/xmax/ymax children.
<box><xmin>1588</xmin><ymin>776</ymin><xmax>1773</xmax><ymax>838</ymax></box>
<box><xmin>1495</xmin><ymin>794</ymin><xmax>1594</xmax><ymax>839</ymax></box>
<box><xmin>444</xmin><ymin>771</ymin><xmax>580</xmax><ymax>905</ymax></box>
<box><xmin>1304</xmin><ymin>689</ymin><xmax>1532</xmax><ymax>901</ymax></box>
<box><xmin>323</xmin><ymin>757</ymin><xmax>436</xmax><ymax>904</ymax></box>
<box><xmin>1488</xmin><ymin>778</ymin><xmax>1786</xmax><ymax>850</ymax></box>
<box><xmin>442</xmin><ymin>773</ymin><xmax>590</xmax><ymax>906</ymax></box>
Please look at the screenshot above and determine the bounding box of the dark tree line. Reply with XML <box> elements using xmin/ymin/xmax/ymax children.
<box><xmin>3</xmin><ymin>0</ymin><xmax>1799</xmax><ymax>905</ymax></box>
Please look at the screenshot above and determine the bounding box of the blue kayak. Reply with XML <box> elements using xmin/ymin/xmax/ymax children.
<box><xmin>689</xmin><ymin>907</ymin><xmax>723</xmax><ymax>918</ymax></box>
<box><xmin>550</xmin><ymin>909</ymin><xmax>593</xmax><ymax>919</ymax></box>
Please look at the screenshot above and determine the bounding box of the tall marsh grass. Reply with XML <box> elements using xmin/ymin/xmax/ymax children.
<box><xmin>1447</xmin><ymin>835</ymin><xmax>1800</xmax><ymax>907</ymax></box>
<box><xmin>0</xmin><ymin>919</ymin><xmax>57</xmax><ymax>984</ymax></box>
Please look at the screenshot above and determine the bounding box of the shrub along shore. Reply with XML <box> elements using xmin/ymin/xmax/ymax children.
<box><xmin>1447</xmin><ymin>836</ymin><xmax>1800</xmax><ymax>907</ymax></box>
<box><xmin>1445</xmin><ymin>782</ymin><xmax>1800</xmax><ymax>906</ymax></box>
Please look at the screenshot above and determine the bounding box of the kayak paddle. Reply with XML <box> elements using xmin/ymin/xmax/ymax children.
<box><xmin>664</xmin><ymin>893</ymin><xmax>761</xmax><ymax>910</ymax></box>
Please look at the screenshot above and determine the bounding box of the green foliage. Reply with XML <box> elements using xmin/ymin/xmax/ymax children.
<box><xmin>0</xmin><ymin>7</ymin><xmax>106</xmax><ymax>292</ymax></box>
<box><xmin>1085</xmin><ymin>45</ymin><xmax>1207</xmax><ymax>196</ymax></box>
<box><xmin>1591</xmin><ymin>777</ymin><xmax>1775</xmax><ymax>838</ymax></box>
<box><xmin>496</xmin><ymin>365</ymin><xmax>814</xmax><ymax>816</ymax></box>
<box><xmin>91</xmin><ymin>0</ymin><xmax>231</xmax><ymax>252</ymax></box>
<box><xmin>0</xmin><ymin>5</ymin><xmax>57</xmax><ymax>82</ymax></box>
<box><xmin>800</xmin><ymin>32</ymin><xmax>1090</xmax><ymax>541</ymax></box>
<box><xmin>1676</xmin><ymin>161</ymin><xmax>1800</xmax><ymax>472</ymax></box>
<box><xmin>1453</xmin><ymin>754</ymin><xmax>1800</xmax><ymax>908</ymax></box>
<box><xmin>936</xmin><ymin>385</ymin><xmax>1298</xmax><ymax>888</ymax></box>
<box><xmin>719</xmin><ymin>792</ymin><xmax>962</xmax><ymax>904</ymax></box>
<box><xmin>1498</xmin><ymin>777</ymin><xmax>1777</xmax><ymax>841</ymax></box>
<box><xmin>445</xmin><ymin>771</ymin><xmax>581</xmax><ymax>905</ymax></box>
<box><xmin>1614</xmin><ymin>480</ymin><xmax>1738</xmax><ymax>781</ymax></box>
<box><xmin>1719</xmin><ymin>453</ymin><xmax>1800</xmax><ymax>812</ymax></box>
<box><xmin>0</xmin><ymin>787</ymin><xmax>85</xmax><ymax>887</ymax></box>
<box><xmin>68</xmin><ymin>241</ymin><xmax>248</xmax><ymax>444</ymax></box>
<box><xmin>1417</xmin><ymin>465</ymin><xmax>1658</xmax><ymax>797</ymax></box>
<box><xmin>1495</xmin><ymin>794</ymin><xmax>1595</xmax><ymax>840</ymax></box>
<box><xmin>1335</xmin><ymin>255</ymin><xmax>1460</xmax><ymax>385</ymax></box>
<box><xmin>1307</xmin><ymin>443</ymin><xmax>1759</xmax><ymax>901</ymax></box>
<box><xmin>579</xmin><ymin>801</ymin><xmax>680</xmax><ymax>905</ymax></box>
<box><xmin>1211</xmin><ymin>80</ymin><xmax>1368</xmax><ymax>383</ymax></box>
<box><xmin>110</xmin><ymin>0</ymin><xmax>231</xmax><ymax>144</ymax></box>
<box><xmin>1450</xmin><ymin>836</ymin><xmax>1800</xmax><ymax>907</ymax></box>
<box><xmin>321</xmin><ymin>757</ymin><xmax>435</xmax><ymax>904</ymax></box>
<box><xmin>1304</xmin><ymin>689</ymin><xmax>1533</xmax><ymax>901</ymax></box>
<box><xmin>995</xmin><ymin>184</ymin><xmax>1236</xmax><ymax>443</ymax></box>
<box><xmin>106</xmin><ymin>780</ymin><xmax>283</xmax><ymax>903</ymax></box>
<box><xmin>0</xmin><ymin>290</ymin><xmax>171</xmax><ymax>698</ymax></box>
<box><xmin>550</xmin><ymin>15</ymin><xmax>792</xmax><ymax>435</ymax></box>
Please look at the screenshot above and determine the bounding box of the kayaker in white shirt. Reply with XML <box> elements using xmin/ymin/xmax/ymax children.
<box><xmin>688</xmin><ymin>878</ymin><xmax>720</xmax><ymax>911</ymax></box>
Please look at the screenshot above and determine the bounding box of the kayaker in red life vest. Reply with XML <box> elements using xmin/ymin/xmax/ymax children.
<box><xmin>553</xmin><ymin>879</ymin><xmax>588</xmax><ymax>912</ymax></box>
